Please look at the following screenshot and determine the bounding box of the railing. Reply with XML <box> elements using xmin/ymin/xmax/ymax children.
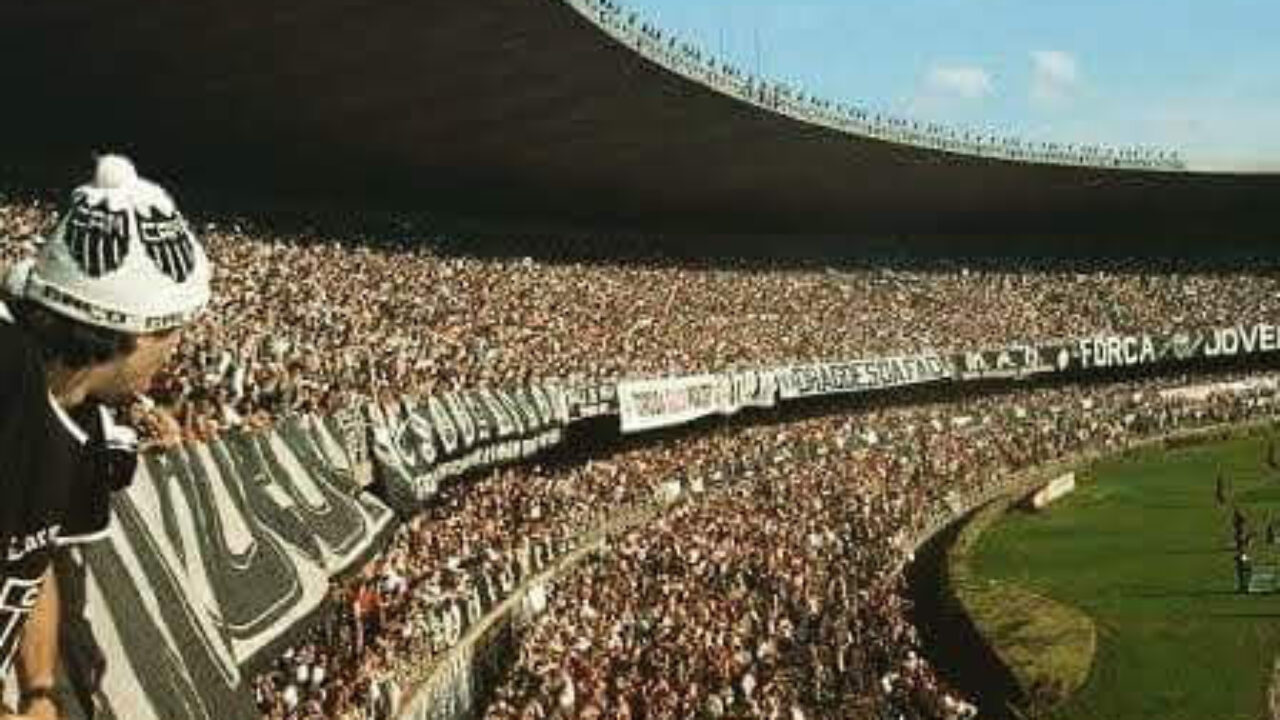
<box><xmin>562</xmin><ymin>0</ymin><xmax>1185</xmax><ymax>172</ymax></box>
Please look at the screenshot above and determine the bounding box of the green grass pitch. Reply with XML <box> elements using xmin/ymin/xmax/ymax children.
<box><xmin>972</xmin><ymin>433</ymin><xmax>1280</xmax><ymax>720</ymax></box>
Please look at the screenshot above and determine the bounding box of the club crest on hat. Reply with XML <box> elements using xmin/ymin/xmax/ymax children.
<box><xmin>63</xmin><ymin>193</ymin><xmax>130</xmax><ymax>278</ymax></box>
<box><xmin>137</xmin><ymin>208</ymin><xmax>197</xmax><ymax>283</ymax></box>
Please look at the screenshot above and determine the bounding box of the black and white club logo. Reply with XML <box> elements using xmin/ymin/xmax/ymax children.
<box><xmin>63</xmin><ymin>195</ymin><xmax>130</xmax><ymax>278</ymax></box>
<box><xmin>1167</xmin><ymin>331</ymin><xmax>1204</xmax><ymax>361</ymax></box>
<box><xmin>137</xmin><ymin>208</ymin><xmax>197</xmax><ymax>283</ymax></box>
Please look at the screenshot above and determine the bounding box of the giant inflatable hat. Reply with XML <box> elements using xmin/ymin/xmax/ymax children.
<box><xmin>4</xmin><ymin>155</ymin><xmax>212</xmax><ymax>333</ymax></box>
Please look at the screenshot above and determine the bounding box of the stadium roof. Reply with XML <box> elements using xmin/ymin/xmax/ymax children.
<box><xmin>1</xmin><ymin>0</ymin><xmax>1277</xmax><ymax>243</ymax></box>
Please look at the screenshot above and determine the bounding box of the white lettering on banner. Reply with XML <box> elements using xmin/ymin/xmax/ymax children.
<box><xmin>730</xmin><ymin>370</ymin><xmax>779</xmax><ymax>409</ymax></box>
<box><xmin>777</xmin><ymin>370</ymin><xmax>800</xmax><ymax>400</ymax></box>
<box><xmin>401</xmin><ymin>399</ymin><xmax>439</xmax><ymax>469</ymax></box>
<box><xmin>961</xmin><ymin>351</ymin><xmax>988</xmax><ymax>376</ymax></box>
<box><xmin>534</xmin><ymin>384</ymin><xmax>571</xmax><ymax>426</ymax></box>
<box><xmin>714</xmin><ymin>375</ymin><xmax>735</xmax><ymax>415</ymax></box>
<box><xmin>426</xmin><ymin>396</ymin><xmax>460</xmax><ymax>455</ymax></box>
<box><xmin>390</xmin><ymin>428</ymin><xmax>566</xmax><ymax>506</ymax></box>
<box><xmin>1204</xmin><ymin>324</ymin><xmax>1280</xmax><ymax>358</ymax></box>
<box><xmin>462</xmin><ymin>394</ymin><xmax>494</xmax><ymax>443</ymax></box>
<box><xmin>1077</xmin><ymin>335</ymin><xmax>1157</xmax><ymax>369</ymax></box>
<box><xmin>121</xmin><ymin>456</ymin><xmax>241</xmax><ymax>684</ymax></box>
<box><xmin>618</xmin><ymin>375</ymin><xmax>727</xmax><ymax>433</ymax></box>
<box><xmin>784</xmin><ymin>354</ymin><xmax>948</xmax><ymax>398</ymax></box>
<box><xmin>479</xmin><ymin>390</ymin><xmax>517</xmax><ymax>438</ymax></box>
<box><xmin>959</xmin><ymin>346</ymin><xmax>1048</xmax><ymax>379</ymax></box>
<box><xmin>443</xmin><ymin>393</ymin><xmax>476</xmax><ymax>449</ymax></box>
<box><xmin>305</xmin><ymin>414</ymin><xmax>353</xmax><ymax>473</ymax></box>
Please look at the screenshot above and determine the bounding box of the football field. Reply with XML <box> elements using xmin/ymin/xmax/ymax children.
<box><xmin>972</xmin><ymin>431</ymin><xmax>1280</xmax><ymax>720</ymax></box>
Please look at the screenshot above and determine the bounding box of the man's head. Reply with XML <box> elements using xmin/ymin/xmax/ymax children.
<box><xmin>3</xmin><ymin>155</ymin><xmax>212</xmax><ymax>403</ymax></box>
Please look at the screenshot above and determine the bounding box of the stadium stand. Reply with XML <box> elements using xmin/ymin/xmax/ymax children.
<box><xmin>481</xmin><ymin>377</ymin><xmax>1280</xmax><ymax>720</ymax></box>
<box><xmin>3</xmin><ymin>0</ymin><xmax>1280</xmax><ymax>713</ymax></box>
<box><xmin>7</xmin><ymin>198</ymin><xmax>1280</xmax><ymax>448</ymax></box>
<box><xmin>8</xmin><ymin>192</ymin><xmax>1280</xmax><ymax>720</ymax></box>
<box><xmin>258</xmin><ymin>374</ymin><xmax>1280</xmax><ymax>720</ymax></box>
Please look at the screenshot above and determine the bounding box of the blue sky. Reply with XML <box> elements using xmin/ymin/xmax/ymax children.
<box><xmin>617</xmin><ymin>0</ymin><xmax>1280</xmax><ymax>171</ymax></box>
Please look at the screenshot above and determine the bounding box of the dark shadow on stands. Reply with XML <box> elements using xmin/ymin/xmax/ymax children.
<box><xmin>907</xmin><ymin>517</ymin><xmax>1022</xmax><ymax>720</ymax></box>
<box><xmin>4</xmin><ymin>181</ymin><xmax>1279</xmax><ymax>267</ymax></box>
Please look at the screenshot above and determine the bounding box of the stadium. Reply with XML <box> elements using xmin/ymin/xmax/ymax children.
<box><xmin>0</xmin><ymin>1</ymin><xmax>1278</xmax><ymax>719</ymax></box>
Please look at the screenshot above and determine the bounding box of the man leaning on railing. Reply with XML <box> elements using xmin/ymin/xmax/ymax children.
<box><xmin>0</xmin><ymin>155</ymin><xmax>212</xmax><ymax>719</ymax></box>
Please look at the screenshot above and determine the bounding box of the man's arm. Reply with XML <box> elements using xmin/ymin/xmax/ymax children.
<box><xmin>13</xmin><ymin>567</ymin><xmax>60</xmax><ymax>720</ymax></box>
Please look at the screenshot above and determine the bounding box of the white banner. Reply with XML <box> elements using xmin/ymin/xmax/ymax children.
<box><xmin>1061</xmin><ymin>334</ymin><xmax>1161</xmax><ymax>371</ymax></box>
<box><xmin>1031</xmin><ymin>472</ymin><xmax>1077</xmax><ymax>509</ymax></box>
<box><xmin>729</xmin><ymin>370</ymin><xmax>780</xmax><ymax>410</ymax></box>
<box><xmin>1203</xmin><ymin>323</ymin><xmax>1280</xmax><ymax>358</ymax></box>
<box><xmin>954</xmin><ymin>345</ymin><xmax>1055</xmax><ymax>380</ymax></box>
<box><xmin>780</xmin><ymin>354</ymin><xmax>949</xmax><ymax>399</ymax></box>
<box><xmin>618</xmin><ymin>375</ymin><xmax>730</xmax><ymax>433</ymax></box>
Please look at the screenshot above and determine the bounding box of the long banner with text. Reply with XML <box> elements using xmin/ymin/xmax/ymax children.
<box><xmin>56</xmin><ymin>414</ymin><xmax>395</xmax><ymax>720</ymax></box>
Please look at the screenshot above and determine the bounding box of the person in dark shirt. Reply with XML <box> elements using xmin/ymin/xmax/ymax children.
<box><xmin>1236</xmin><ymin>551</ymin><xmax>1253</xmax><ymax>594</ymax></box>
<box><xmin>0</xmin><ymin>155</ymin><xmax>212</xmax><ymax>719</ymax></box>
<box><xmin>1233</xmin><ymin>505</ymin><xmax>1251</xmax><ymax>553</ymax></box>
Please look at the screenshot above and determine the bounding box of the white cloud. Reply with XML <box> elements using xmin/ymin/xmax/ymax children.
<box><xmin>1030</xmin><ymin>50</ymin><xmax>1080</xmax><ymax>108</ymax></box>
<box><xmin>924</xmin><ymin>65</ymin><xmax>994</xmax><ymax>100</ymax></box>
<box><xmin>1140</xmin><ymin>97</ymin><xmax>1280</xmax><ymax>171</ymax></box>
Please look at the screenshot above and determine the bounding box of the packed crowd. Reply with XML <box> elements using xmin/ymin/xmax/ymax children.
<box><xmin>253</xmin><ymin>365</ymin><xmax>1279</xmax><ymax>720</ymax></box>
<box><xmin>5</xmin><ymin>194</ymin><xmax>1280</xmax><ymax>449</ymax></box>
<box><xmin>483</xmin><ymin>374</ymin><xmax>1279</xmax><ymax>720</ymax></box>
<box><xmin>575</xmin><ymin>0</ymin><xmax>1182</xmax><ymax>169</ymax></box>
<box><xmin>8</xmin><ymin>188</ymin><xmax>1280</xmax><ymax>718</ymax></box>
